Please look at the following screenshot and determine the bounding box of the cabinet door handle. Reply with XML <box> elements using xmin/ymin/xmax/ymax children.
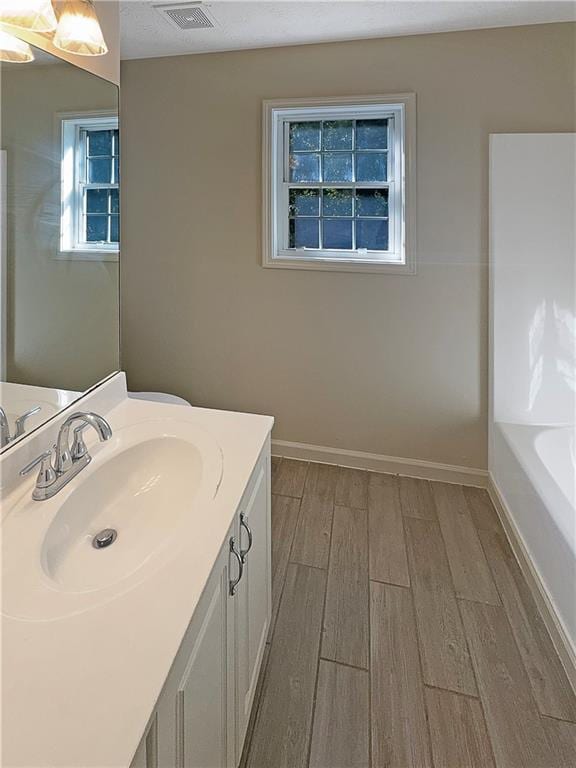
<box><xmin>229</xmin><ymin>537</ymin><xmax>244</xmax><ymax>596</ymax></box>
<box><xmin>239</xmin><ymin>512</ymin><xmax>253</xmax><ymax>563</ymax></box>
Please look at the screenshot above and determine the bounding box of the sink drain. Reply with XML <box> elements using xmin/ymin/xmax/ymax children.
<box><xmin>92</xmin><ymin>528</ymin><xmax>118</xmax><ymax>549</ymax></box>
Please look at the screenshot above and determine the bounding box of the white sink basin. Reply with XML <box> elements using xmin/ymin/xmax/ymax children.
<box><xmin>2</xmin><ymin>419</ymin><xmax>223</xmax><ymax>620</ymax></box>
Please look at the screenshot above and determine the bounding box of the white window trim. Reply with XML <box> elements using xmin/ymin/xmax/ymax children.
<box><xmin>57</xmin><ymin>109</ymin><xmax>119</xmax><ymax>262</ymax></box>
<box><xmin>262</xmin><ymin>94</ymin><xmax>416</xmax><ymax>274</ymax></box>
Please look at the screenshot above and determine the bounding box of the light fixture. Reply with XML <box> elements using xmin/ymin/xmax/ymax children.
<box><xmin>0</xmin><ymin>28</ymin><xmax>34</xmax><ymax>62</ymax></box>
<box><xmin>0</xmin><ymin>1</ymin><xmax>58</xmax><ymax>32</ymax></box>
<box><xmin>53</xmin><ymin>0</ymin><xmax>108</xmax><ymax>56</ymax></box>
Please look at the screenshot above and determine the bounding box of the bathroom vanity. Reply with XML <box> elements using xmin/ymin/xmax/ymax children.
<box><xmin>129</xmin><ymin>423</ymin><xmax>272</xmax><ymax>768</ymax></box>
<box><xmin>130</xmin><ymin>433</ymin><xmax>270</xmax><ymax>768</ymax></box>
<box><xmin>1</xmin><ymin>378</ymin><xmax>273</xmax><ymax>768</ymax></box>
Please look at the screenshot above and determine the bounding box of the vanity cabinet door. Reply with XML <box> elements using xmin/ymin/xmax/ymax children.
<box><xmin>130</xmin><ymin>716</ymin><xmax>158</xmax><ymax>768</ymax></box>
<box><xmin>130</xmin><ymin>443</ymin><xmax>272</xmax><ymax>768</ymax></box>
<box><xmin>148</xmin><ymin>523</ymin><xmax>237</xmax><ymax>768</ymax></box>
<box><xmin>235</xmin><ymin>450</ymin><xmax>272</xmax><ymax>759</ymax></box>
<box><xmin>175</xmin><ymin>543</ymin><xmax>237</xmax><ymax>768</ymax></box>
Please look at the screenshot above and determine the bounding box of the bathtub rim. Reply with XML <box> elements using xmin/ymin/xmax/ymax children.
<box><xmin>488</xmin><ymin>474</ymin><xmax>576</xmax><ymax>697</ymax></box>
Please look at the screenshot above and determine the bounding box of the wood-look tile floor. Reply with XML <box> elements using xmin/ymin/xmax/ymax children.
<box><xmin>241</xmin><ymin>459</ymin><xmax>576</xmax><ymax>768</ymax></box>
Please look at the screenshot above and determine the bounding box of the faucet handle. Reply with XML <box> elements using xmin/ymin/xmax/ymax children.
<box><xmin>14</xmin><ymin>405</ymin><xmax>41</xmax><ymax>439</ymax></box>
<box><xmin>20</xmin><ymin>447</ymin><xmax>57</xmax><ymax>489</ymax></box>
<box><xmin>70</xmin><ymin>422</ymin><xmax>90</xmax><ymax>461</ymax></box>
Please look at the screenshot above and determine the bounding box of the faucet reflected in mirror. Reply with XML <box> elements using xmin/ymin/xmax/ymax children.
<box><xmin>0</xmin><ymin>404</ymin><xmax>41</xmax><ymax>448</ymax></box>
<box><xmin>20</xmin><ymin>411</ymin><xmax>112</xmax><ymax>501</ymax></box>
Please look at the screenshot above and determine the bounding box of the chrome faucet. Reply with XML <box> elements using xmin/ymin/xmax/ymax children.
<box><xmin>0</xmin><ymin>405</ymin><xmax>41</xmax><ymax>448</ymax></box>
<box><xmin>54</xmin><ymin>412</ymin><xmax>112</xmax><ymax>473</ymax></box>
<box><xmin>0</xmin><ymin>407</ymin><xmax>9</xmax><ymax>448</ymax></box>
<box><xmin>20</xmin><ymin>411</ymin><xmax>112</xmax><ymax>501</ymax></box>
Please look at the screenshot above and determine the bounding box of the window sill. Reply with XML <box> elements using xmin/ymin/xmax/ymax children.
<box><xmin>263</xmin><ymin>254</ymin><xmax>415</xmax><ymax>275</ymax></box>
<box><xmin>54</xmin><ymin>249</ymin><xmax>119</xmax><ymax>263</ymax></box>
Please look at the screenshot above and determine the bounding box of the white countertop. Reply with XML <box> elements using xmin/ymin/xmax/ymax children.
<box><xmin>1</xmin><ymin>397</ymin><xmax>273</xmax><ymax>768</ymax></box>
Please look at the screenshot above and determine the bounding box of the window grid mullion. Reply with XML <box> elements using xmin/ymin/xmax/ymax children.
<box><xmin>352</xmin><ymin>191</ymin><xmax>357</xmax><ymax>247</ymax></box>
<box><xmin>283</xmin><ymin>121</ymin><xmax>290</xmax><ymax>183</ymax></box>
<box><xmin>318</xmin><ymin>121</ymin><xmax>323</xmax><ymax>249</ymax></box>
<box><xmin>83</xmin><ymin>183</ymin><xmax>118</xmax><ymax>190</ymax></box>
<box><xmin>352</xmin><ymin>118</ymin><xmax>356</xmax><ymax>249</ymax></box>
<box><xmin>318</xmin><ymin>126</ymin><xmax>323</xmax><ymax>247</ymax></box>
<box><xmin>287</xmin><ymin>182</ymin><xmax>390</xmax><ymax>189</ymax></box>
<box><xmin>78</xmin><ymin>130</ymin><xmax>87</xmax><ymax>245</ymax></box>
<box><xmin>352</xmin><ymin>117</ymin><xmax>357</xmax><ymax>164</ymax></box>
<box><xmin>289</xmin><ymin>148</ymin><xmax>388</xmax><ymax>154</ymax></box>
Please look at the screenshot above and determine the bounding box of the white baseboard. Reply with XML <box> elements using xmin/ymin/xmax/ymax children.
<box><xmin>271</xmin><ymin>439</ymin><xmax>488</xmax><ymax>487</ymax></box>
<box><xmin>488</xmin><ymin>476</ymin><xmax>576</xmax><ymax>695</ymax></box>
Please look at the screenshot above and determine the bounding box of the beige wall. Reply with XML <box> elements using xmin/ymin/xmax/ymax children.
<box><xmin>121</xmin><ymin>23</ymin><xmax>575</xmax><ymax>470</ymax></box>
<box><xmin>0</xmin><ymin>1</ymin><xmax>120</xmax><ymax>85</ymax></box>
<box><xmin>2</xmin><ymin>61</ymin><xmax>119</xmax><ymax>391</ymax></box>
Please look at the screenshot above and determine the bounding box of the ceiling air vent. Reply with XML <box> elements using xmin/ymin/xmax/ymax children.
<box><xmin>154</xmin><ymin>3</ymin><xmax>216</xmax><ymax>31</ymax></box>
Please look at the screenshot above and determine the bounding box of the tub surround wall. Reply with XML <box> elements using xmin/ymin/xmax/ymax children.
<box><xmin>121</xmin><ymin>22</ymin><xmax>576</xmax><ymax>472</ymax></box>
<box><xmin>491</xmin><ymin>134</ymin><xmax>575</xmax><ymax>428</ymax></box>
<box><xmin>490</xmin><ymin>133</ymin><xmax>576</xmax><ymax>664</ymax></box>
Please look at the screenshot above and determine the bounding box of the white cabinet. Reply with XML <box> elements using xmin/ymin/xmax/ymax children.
<box><xmin>175</xmin><ymin>544</ymin><xmax>236</xmax><ymax>768</ymax></box>
<box><xmin>149</xmin><ymin>525</ymin><xmax>236</xmax><ymax>768</ymax></box>
<box><xmin>235</xmin><ymin>458</ymin><xmax>271</xmax><ymax>756</ymax></box>
<box><xmin>130</xmin><ymin>442</ymin><xmax>271</xmax><ymax>768</ymax></box>
<box><xmin>130</xmin><ymin>716</ymin><xmax>158</xmax><ymax>768</ymax></box>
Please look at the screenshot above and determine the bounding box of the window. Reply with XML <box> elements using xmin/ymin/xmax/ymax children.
<box><xmin>59</xmin><ymin>112</ymin><xmax>119</xmax><ymax>259</ymax></box>
<box><xmin>263</xmin><ymin>95</ymin><xmax>415</xmax><ymax>273</ymax></box>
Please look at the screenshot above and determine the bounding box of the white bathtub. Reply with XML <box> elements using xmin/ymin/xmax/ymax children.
<box><xmin>492</xmin><ymin>422</ymin><xmax>576</xmax><ymax>652</ymax></box>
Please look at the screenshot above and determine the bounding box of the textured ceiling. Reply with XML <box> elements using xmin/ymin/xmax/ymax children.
<box><xmin>120</xmin><ymin>0</ymin><xmax>575</xmax><ymax>59</ymax></box>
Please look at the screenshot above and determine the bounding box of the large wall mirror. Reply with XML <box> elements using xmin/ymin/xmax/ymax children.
<box><xmin>0</xmin><ymin>44</ymin><xmax>119</xmax><ymax>452</ymax></box>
